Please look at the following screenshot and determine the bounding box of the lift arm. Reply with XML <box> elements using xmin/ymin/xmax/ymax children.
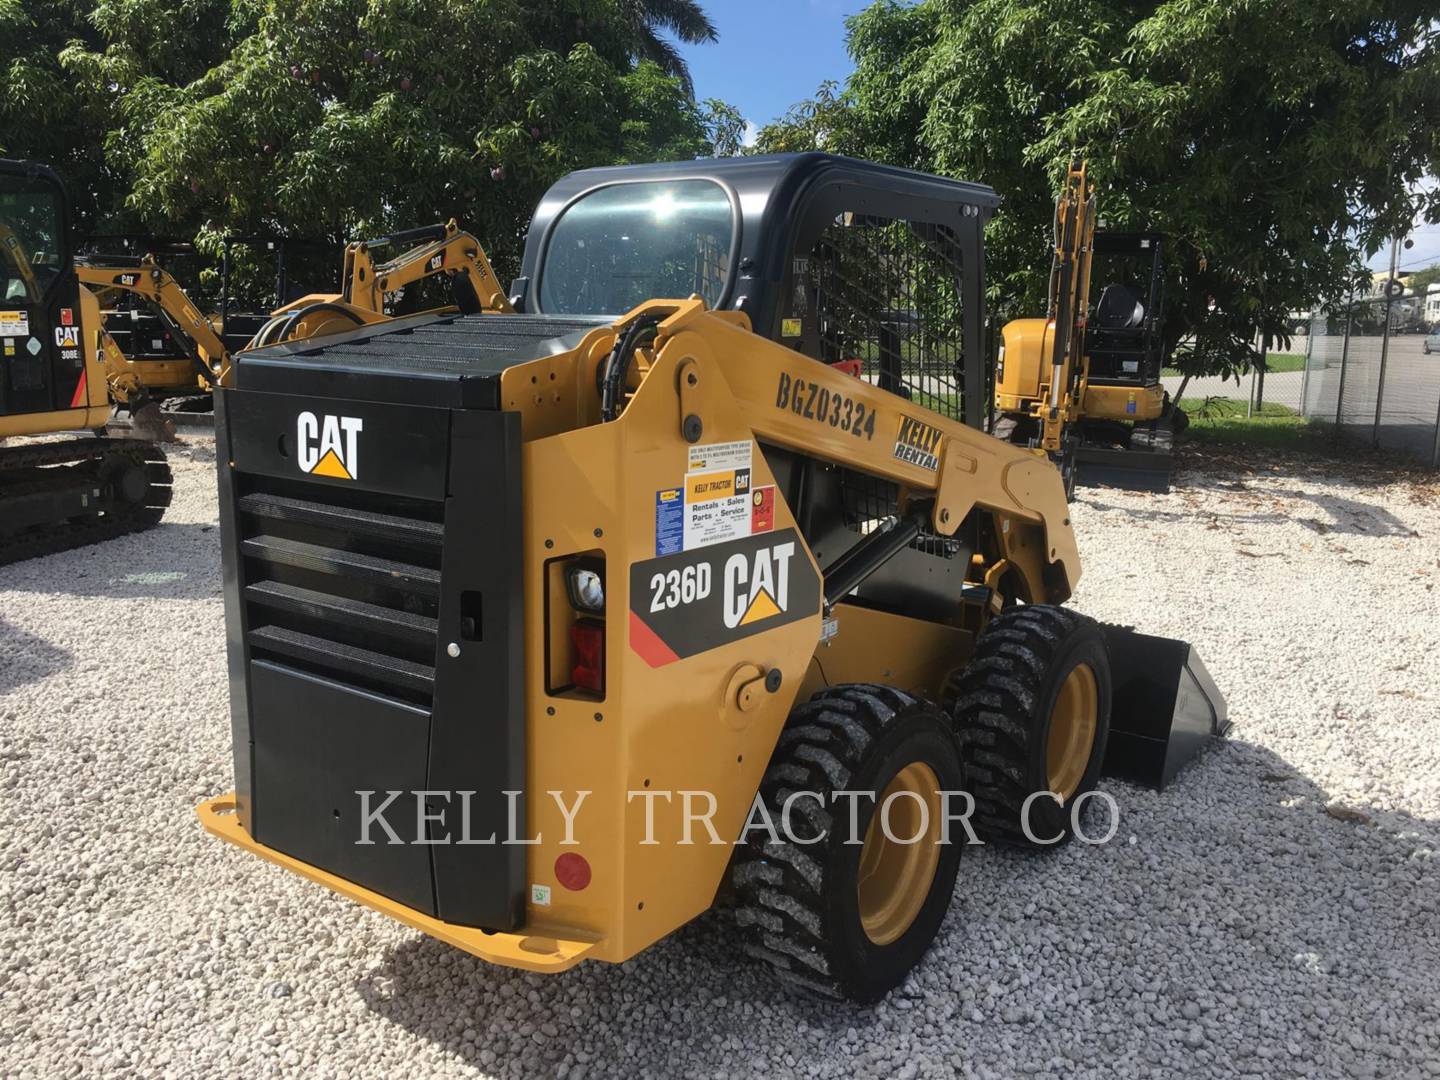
<box><xmin>503</xmin><ymin>299</ymin><xmax>1081</xmax><ymax>605</ymax></box>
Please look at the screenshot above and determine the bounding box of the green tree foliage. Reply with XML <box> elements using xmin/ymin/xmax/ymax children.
<box><xmin>1407</xmin><ymin>263</ymin><xmax>1440</xmax><ymax>294</ymax></box>
<box><xmin>618</xmin><ymin>0</ymin><xmax>717</xmax><ymax>94</ymax></box>
<box><xmin>1</xmin><ymin>0</ymin><xmax>109</xmax><ymax>228</ymax></box>
<box><xmin>756</xmin><ymin>0</ymin><xmax>1440</xmax><ymax>380</ymax></box>
<box><xmin>0</xmin><ymin>0</ymin><xmax>260</xmax><ymax>229</ymax></box>
<box><xmin>13</xmin><ymin>0</ymin><xmax>731</xmax><ymax>296</ymax></box>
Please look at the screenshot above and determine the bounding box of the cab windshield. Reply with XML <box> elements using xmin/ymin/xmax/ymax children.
<box><xmin>538</xmin><ymin>180</ymin><xmax>733</xmax><ymax>315</ymax></box>
<box><xmin>0</xmin><ymin>172</ymin><xmax>67</xmax><ymax>303</ymax></box>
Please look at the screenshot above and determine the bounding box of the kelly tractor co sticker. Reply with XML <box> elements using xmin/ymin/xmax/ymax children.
<box><xmin>629</xmin><ymin>528</ymin><xmax>821</xmax><ymax>666</ymax></box>
<box><xmin>0</xmin><ymin>310</ymin><xmax>28</xmax><ymax>336</ymax></box>
<box><xmin>655</xmin><ymin>439</ymin><xmax>775</xmax><ymax>556</ymax></box>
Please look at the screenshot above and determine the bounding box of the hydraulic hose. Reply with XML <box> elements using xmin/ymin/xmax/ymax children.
<box><xmin>249</xmin><ymin>313</ymin><xmax>293</xmax><ymax>350</ymax></box>
<box><xmin>273</xmin><ymin>302</ymin><xmax>365</xmax><ymax>346</ymax></box>
<box><xmin>599</xmin><ymin>316</ymin><xmax>660</xmax><ymax>422</ymax></box>
<box><xmin>361</xmin><ymin>223</ymin><xmax>447</xmax><ymax>250</ymax></box>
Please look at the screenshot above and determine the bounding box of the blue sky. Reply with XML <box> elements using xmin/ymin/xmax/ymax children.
<box><xmin>678</xmin><ymin>0</ymin><xmax>868</xmax><ymax>142</ymax></box>
<box><xmin>675</xmin><ymin>1</ymin><xmax>1438</xmax><ymax>272</ymax></box>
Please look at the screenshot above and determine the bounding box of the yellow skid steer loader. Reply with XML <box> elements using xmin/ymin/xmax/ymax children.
<box><xmin>198</xmin><ymin>155</ymin><xmax>1225</xmax><ymax>1001</ymax></box>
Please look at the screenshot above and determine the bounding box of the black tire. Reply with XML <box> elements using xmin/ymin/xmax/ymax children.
<box><xmin>733</xmin><ymin>685</ymin><xmax>965</xmax><ymax>1003</ymax></box>
<box><xmin>944</xmin><ymin>605</ymin><xmax>1111</xmax><ymax>847</ymax></box>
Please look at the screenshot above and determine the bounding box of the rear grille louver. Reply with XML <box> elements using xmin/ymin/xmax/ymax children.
<box><xmin>236</xmin><ymin>478</ymin><xmax>444</xmax><ymax>707</ymax></box>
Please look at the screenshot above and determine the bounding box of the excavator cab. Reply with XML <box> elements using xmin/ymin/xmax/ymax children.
<box><xmin>0</xmin><ymin>161</ymin><xmax>91</xmax><ymax>425</ymax></box>
<box><xmin>994</xmin><ymin>169</ymin><xmax>1183</xmax><ymax>493</ymax></box>
<box><xmin>1082</xmin><ymin>232</ymin><xmax>1168</xmax><ymax>415</ymax></box>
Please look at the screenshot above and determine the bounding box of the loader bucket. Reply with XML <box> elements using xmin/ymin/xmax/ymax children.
<box><xmin>1100</xmin><ymin>625</ymin><xmax>1229</xmax><ymax>790</ymax></box>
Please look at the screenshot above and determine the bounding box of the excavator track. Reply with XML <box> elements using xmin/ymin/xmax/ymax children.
<box><xmin>0</xmin><ymin>438</ymin><xmax>173</xmax><ymax>567</ymax></box>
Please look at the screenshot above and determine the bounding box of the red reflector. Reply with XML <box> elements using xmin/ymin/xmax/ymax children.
<box><xmin>570</xmin><ymin>620</ymin><xmax>604</xmax><ymax>693</ymax></box>
<box><xmin>555</xmin><ymin>852</ymin><xmax>592</xmax><ymax>891</ymax></box>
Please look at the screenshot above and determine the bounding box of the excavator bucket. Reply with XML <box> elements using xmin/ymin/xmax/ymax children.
<box><xmin>124</xmin><ymin>402</ymin><xmax>178</xmax><ymax>443</ymax></box>
<box><xmin>1073</xmin><ymin>421</ymin><xmax>1176</xmax><ymax>493</ymax></box>
<box><xmin>1101</xmin><ymin>625</ymin><xmax>1229</xmax><ymax>789</ymax></box>
<box><xmin>1073</xmin><ymin>443</ymin><xmax>1174</xmax><ymax>493</ymax></box>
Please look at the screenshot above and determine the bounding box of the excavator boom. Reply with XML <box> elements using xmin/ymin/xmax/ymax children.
<box><xmin>249</xmin><ymin>219</ymin><xmax>513</xmax><ymax>349</ymax></box>
<box><xmin>77</xmin><ymin>256</ymin><xmax>233</xmax><ymax>389</ymax></box>
<box><xmin>346</xmin><ymin>219</ymin><xmax>513</xmax><ymax>316</ymax></box>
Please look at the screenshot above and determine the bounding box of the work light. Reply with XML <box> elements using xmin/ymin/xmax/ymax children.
<box><xmin>566</xmin><ymin>564</ymin><xmax>605</xmax><ymax>613</ymax></box>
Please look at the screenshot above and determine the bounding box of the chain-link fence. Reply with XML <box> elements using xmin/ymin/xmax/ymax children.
<box><xmin>1160</xmin><ymin>335</ymin><xmax>1309</xmax><ymax>418</ymax></box>
<box><xmin>1301</xmin><ymin>289</ymin><xmax>1440</xmax><ymax>468</ymax></box>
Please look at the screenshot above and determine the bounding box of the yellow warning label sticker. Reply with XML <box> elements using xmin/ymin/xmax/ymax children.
<box><xmin>686</xmin><ymin>470</ymin><xmax>738</xmax><ymax>502</ymax></box>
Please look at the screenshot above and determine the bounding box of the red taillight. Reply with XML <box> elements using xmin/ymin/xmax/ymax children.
<box><xmin>555</xmin><ymin>853</ymin><xmax>592</xmax><ymax>891</ymax></box>
<box><xmin>570</xmin><ymin>619</ymin><xmax>604</xmax><ymax>693</ymax></box>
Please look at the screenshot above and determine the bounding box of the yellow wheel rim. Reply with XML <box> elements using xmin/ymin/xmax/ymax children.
<box><xmin>857</xmin><ymin>762</ymin><xmax>943</xmax><ymax>946</ymax></box>
<box><xmin>1046</xmin><ymin>663</ymin><xmax>1098</xmax><ymax>800</ymax></box>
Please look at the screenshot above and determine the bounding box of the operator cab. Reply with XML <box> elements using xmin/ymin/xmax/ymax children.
<box><xmin>514</xmin><ymin>153</ymin><xmax>999</xmax><ymax>429</ymax></box>
<box><xmin>1085</xmin><ymin>231</ymin><xmax>1166</xmax><ymax>388</ymax></box>
<box><xmin>0</xmin><ymin>161</ymin><xmax>86</xmax><ymax>419</ymax></box>
<box><xmin>515</xmin><ymin>153</ymin><xmax>1003</xmax><ymax>621</ymax></box>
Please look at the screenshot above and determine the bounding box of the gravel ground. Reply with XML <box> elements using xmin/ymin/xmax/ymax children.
<box><xmin>2</xmin><ymin>436</ymin><xmax>1438</xmax><ymax>1078</ymax></box>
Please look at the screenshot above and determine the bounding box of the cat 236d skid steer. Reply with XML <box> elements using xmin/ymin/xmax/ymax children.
<box><xmin>198</xmin><ymin>155</ymin><xmax>1226</xmax><ymax>1002</ymax></box>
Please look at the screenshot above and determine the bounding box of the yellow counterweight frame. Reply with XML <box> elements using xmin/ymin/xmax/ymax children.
<box><xmin>998</xmin><ymin>318</ymin><xmax>1166</xmax><ymax>424</ymax></box>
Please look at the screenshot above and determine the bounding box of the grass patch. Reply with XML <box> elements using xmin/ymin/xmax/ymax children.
<box><xmin>1163</xmin><ymin>352</ymin><xmax>1306</xmax><ymax>377</ymax></box>
<box><xmin>1177</xmin><ymin>396</ymin><xmax>1313</xmax><ymax>447</ymax></box>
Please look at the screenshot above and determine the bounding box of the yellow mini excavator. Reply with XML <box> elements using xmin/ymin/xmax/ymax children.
<box><xmin>994</xmin><ymin>162</ymin><xmax>1186</xmax><ymax>493</ymax></box>
<box><xmin>78</xmin><ymin>253</ymin><xmax>232</xmax><ymax>409</ymax></box>
<box><xmin>0</xmin><ymin>159</ymin><xmax>171</xmax><ymax>565</ymax></box>
<box><xmin>198</xmin><ymin>154</ymin><xmax>1225</xmax><ymax>1002</ymax></box>
<box><xmin>247</xmin><ymin>219</ymin><xmax>513</xmax><ymax>348</ymax></box>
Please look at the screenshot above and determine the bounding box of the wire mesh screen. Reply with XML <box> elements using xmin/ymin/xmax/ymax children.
<box><xmin>1301</xmin><ymin>294</ymin><xmax>1440</xmax><ymax>467</ymax></box>
<box><xmin>695</xmin><ymin>232</ymin><xmax>728</xmax><ymax>303</ymax></box>
<box><xmin>798</xmin><ymin>215</ymin><xmax>966</xmax><ymax>422</ymax></box>
<box><xmin>835</xmin><ymin>466</ymin><xmax>960</xmax><ymax>558</ymax></box>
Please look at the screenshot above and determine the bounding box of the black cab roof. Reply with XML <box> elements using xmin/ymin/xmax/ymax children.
<box><xmin>513</xmin><ymin>152</ymin><xmax>999</xmax><ymax>328</ymax></box>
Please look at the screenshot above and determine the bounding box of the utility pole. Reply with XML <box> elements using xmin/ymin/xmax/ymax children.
<box><xmin>1372</xmin><ymin>235</ymin><xmax>1400</xmax><ymax>449</ymax></box>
